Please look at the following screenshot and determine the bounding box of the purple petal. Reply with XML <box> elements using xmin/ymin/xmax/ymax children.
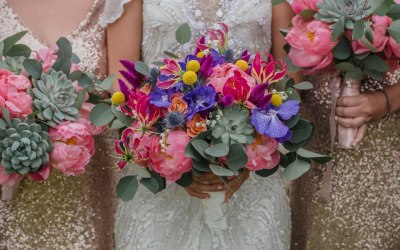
<box><xmin>118</xmin><ymin>79</ymin><xmax>131</xmax><ymax>101</ymax></box>
<box><xmin>275</xmin><ymin>100</ymin><xmax>300</xmax><ymax>120</ymax></box>
<box><xmin>120</xmin><ymin>60</ymin><xmax>135</xmax><ymax>71</ymax></box>
<box><xmin>276</xmin><ymin>130</ymin><xmax>292</xmax><ymax>143</ymax></box>
<box><xmin>251</xmin><ymin>108</ymin><xmax>289</xmax><ymax>139</ymax></box>
<box><xmin>249</xmin><ymin>83</ymin><xmax>271</xmax><ymax>109</ymax></box>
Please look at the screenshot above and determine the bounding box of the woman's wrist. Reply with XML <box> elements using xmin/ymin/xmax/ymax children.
<box><xmin>383</xmin><ymin>83</ymin><xmax>400</xmax><ymax>114</ymax></box>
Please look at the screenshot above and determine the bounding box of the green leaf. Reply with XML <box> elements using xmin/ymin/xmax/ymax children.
<box><xmin>23</xmin><ymin>59</ymin><xmax>43</xmax><ymax>79</ymax></box>
<box><xmin>354</xmin><ymin>53</ymin><xmax>370</xmax><ymax>60</ymax></box>
<box><xmin>97</xmin><ymin>74</ymin><xmax>115</xmax><ymax>91</ymax></box>
<box><xmin>193</xmin><ymin>159</ymin><xmax>211</xmax><ymax>172</ymax></box>
<box><xmin>335</xmin><ymin>62</ymin><xmax>355</xmax><ymax>72</ymax></box>
<box><xmin>0</xmin><ymin>119</ymin><xmax>6</xmax><ymax>129</ymax></box>
<box><xmin>77</xmin><ymin>73</ymin><xmax>94</xmax><ymax>88</ymax></box>
<box><xmin>110</xmin><ymin>105</ymin><xmax>134</xmax><ymax>127</ymax></box>
<box><xmin>0</xmin><ymin>41</ymin><xmax>4</xmax><ymax>58</ymax></box>
<box><xmin>387</xmin><ymin>4</ymin><xmax>400</xmax><ymax>20</ymax></box>
<box><xmin>227</xmin><ymin>143</ymin><xmax>248</xmax><ymax>171</ymax></box>
<box><xmin>71</xmin><ymin>53</ymin><xmax>81</xmax><ymax>64</ymax></box>
<box><xmin>289</xmin><ymin>119</ymin><xmax>313</xmax><ymax>144</ymax></box>
<box><xmin>362</xmin><ymin>55</ymin><xmax>389</xmax><ymax>73</ymax></box>
<box><xmin>56</xmin><ymin>37</ymin><xmax>72</xmax><ymax>59</ymax></box>
<box><xmin>164</xmin><ymin>51</ymin><xmax>180</xmax><ymax>59</ymax></box>
<box><xmin>388</xmin><ymin>19</ymin><xmax>400</xmax><ymax>44</ymax></box>
<box><xmin>283</xmin><ymin>57</ymin><xmax>300</xmax><ymax>73</ymax></box>
<box><xmin>345</xmin><ymin>67</ymin><xmax>364</xmax><ymax>81</ymax></box>
<box><xmin>6</xmin><ymin>44</ymin><xmax>31</xmax><ymax>58</ymax></box>
<box><xmin>134</xmin><ymin>61</ymin><xmax>149</xmax><ymax>76</ymax></box>
<box><xmin>2</xmin><ymin>106</ymin><xmax>11</xmax><ymax>127</ymax></box>
<box><xmin>90</xmin><ymin>103</ymin><xmax>115</xmax><ymax>127</ymax></box>
<box><xmin>116</xmin><ymin>175</ymin><xmax>138</xmax><ymax>201</ymax></box>
<box><xmin>286</xmin><ymin>88</ymin><xmax>301</xmax><ymax>102</ymax></box>
<box><xmin>333</xmin><ymin>37</ymin><xmax>351</xmax><ymax>60</ymax></box>
<box><xmin>69</xmin><ymin>70</ymin><xmax>82</xmax><ymax>81</ymax></box>
<box><xmin>205</xmin><ymin>143</ymin><xmax>229</xmax><ymax>157</ymax></box>
<box><xmin>364</xmin><ymin>69</ymin><xmax>385</xmax><ymax>81</ymax></box>
<box><xmin>294</xmin><ymin>81</ymin><xmax>313</xmax><ymax>90</ymax></box>
<box><xmin>184</xmin><ymin>142</ymin><xmax>203</xmax><ymax>161</ymax></box>
<box><xmin>175</xmin><ymin>23</ymin><xmax>192</xmax><ymax>44</ymax></box>
<box><xmin>272</xmin><ymin>0</ymin><xmax>285</xmax><ymax>5</ymax></box>
<box><xmin>332</xmin><ymin>18</ymin><xmax>345</xmax><ymax>41</ymax></box>
<box><xmin>75</xmin><ymin>89</ymin><xmax>87</xmax><ymax>110</ymax></box>
<box><xmin>191</xmin><ymin>139</ymin><xmax>211</xmax><ymax>160</ymax></box>
<box><xmin>299</xmin><ymin>9</ymin><xmax>317</xmax><ymax>22</ymax></box>
<box><xmin>284</xmin><ymin>114</ymin><xmax>299</xmax><ymax>129</ymax></box>
<box><xmin>372</xmin><ymin>0</ymin><xmax>394</xmax><ymax>16</ymax></box>
<box><xmin>52</xmin><ymin>58</ymin><xmax>72</xmax><ymax>75</ymax></box>
<box><xmin>279</xmin><ymin>152</ymin><xmax>296</xmax><ymax>168</ymax></box>
<box><xmin>152</xmin><ymin>61</ymin><xmax>165</xmax><ymax>67</ymax></box>
<box><xmin>209</xmin><ymin>164</ymin><xmax>238</xmax><ymax>177</ymax></box>
<box><xmin>2</xmin><ymin>31</ymin><xmax>27</xmax><ymax>55</ymax></box>
<box><xmin>140</xmin><ymin>176</ymin><xmax>160</xmax><ymax>194</ymax></box>
<box><xmin>281</xmin><ymin>159</ymin><xmax>311</xmax><ymax>181</ymax></box>
<box><xmin>297</xmin><ymin>148</ymin><xmax>332</xmax><ymax>164</ymax></box>
<box><xmin>176</xmin><ymin>171</ymin><xmax>193</xmax><ymax>187</ymax></box>
<box><xmin>352</xmin><ymin>20</ymin><xmax>365</xmax><ymax>40</ymax></box>
<box><xmin>110</xmin><ymin>119</ymin><xmax>125</xmax><ymax>129</ymax></box>
<box><xmin>255</xmin><ymin>165</ymin><xmax>280</xmax><ymax>177</ymax></box>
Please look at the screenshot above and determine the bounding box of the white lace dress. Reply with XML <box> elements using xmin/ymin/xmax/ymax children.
<box><xmin>103</xmin><ymin>1</ymin><xmax>291</xmax><ymax>249</ymax></box>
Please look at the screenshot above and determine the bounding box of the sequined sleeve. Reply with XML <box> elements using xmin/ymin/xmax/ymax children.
<box><xmin>100</xmin><ymin>0</ymin><xmax>133</xmax><ymax>27</ymax></box>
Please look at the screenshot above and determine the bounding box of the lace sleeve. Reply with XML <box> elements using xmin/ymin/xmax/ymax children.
<box><xmin>100</xmin><ymin>0</ymin><xmax>133</xmax><ymax>27</ymax></box>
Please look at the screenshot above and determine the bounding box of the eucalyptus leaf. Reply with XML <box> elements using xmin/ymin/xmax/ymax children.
<box><xmin>0</xmin><ymin>41</ymin><xmax>4</xmax><ymax>58</ymax></box>
<box><xmin>164</xmin><ymin>50</ymin><xmax>180</xmax><ymax>59</ymax></box>
<box><xmin>2</xmin><ymin>106</ymin><xmax>11</xmax><ymax>126</ymax></box>
<box><xmin>98</xmin><ymin>74</ymin><xmax>116</xmax><ymax>91</ymax></box>
<box><xmin>388</xmin><ymin>19</ymin><xmax>400</xmax><ymax>44</ymax></box>
<box><xmin>299</xmin><ymin>9</ymin><xmax>317</xmax><ymax>21</ymax></box>
<box><xmin>284</xmin><ymin>114</ymin><xmax>299</xmax><ymax>129</ymax></box>
<box><xmin>111</xmin><ymin>105</ymin><xmax>134</xmax><ymax>127</ymax></box>
<box><xmin>282</xmin><ymin>57</ymin><xmax>300</xmax><ymax>73</ymax></box>
<box><xmin>191</xmin><ymin>139</ymin><xmax>211</xmax><ymax>160</ymax></box>
<box><xmin>23</xmin><ymin>59</ymin><xmax>43</xmax><ymax>79</ymax></box>
<box><xmin>52</xmin><ymin>58</ymin><xmax>72</xmax><ymax>75</ymax></box>
<box><xmin>56</xmin><ymin>37</ymin><xmax>72</xmax><ymax>59</ymax></box>
<box><xmin>345</xmin><ymin>67</ymin><xmax>364</xmax><ymax>81</ymax></box>
<box><xmin>193</xmin><ymin>159</ymin><xmax>211</xmax><ymax>172</ymax></box>
<box><xmin>75</xmin><ymin>89</ymin><xmax>87</xmax><ymax>110</ymax></box>
<box><xmin>332</xmin><ymin>18</ymin><xmax>345</xmax><ymax>41</ymax></box>
<box><xmin>184</xmin><ymin>142</ymin><xmax>203</xmax><ymax>161</ymax></box>
<box><xmin>272</xmin><ymin>0</ymin><xmax>285</xmax><ymax>5</ymax></box>
<box><xmin>6</xmin><ymin>44</ymin><xmax>31</xmax><ymax>58</ymax></box>
<box><xmin>0</xmin><ymin>119</ymin><xmax>6</xmax><ymax>129</ymax></box>
<box><xmin>333</xmin><ymin>37</ymin><xmax>351</xmax><ymax>60</ymax></box>
<box><xmin>130</xmin><ymin>163</ymin><xmax>152</xmax><ymax>178</ymax></box>
<box><xmin>2</xmin><ymin>31</ymin><xmax>27</xmax><ymax>55</ymax></box>
<box><xmin>152</xmin><ymin>61</ymin><xmax>166</xmax><ymax>67</ymax></box>
<box><xmin>281</xmin><ymin>159</ymin><xmax>311</xmax><ymax>181</ymax></box>
<box><xmin>387</xmin><ymin>4</ymin><xmax>400</xmax><ymax>20</ymax></box>
<box><xmin>289</xmin><ymin>119</ymin><xmax>313</xmax><ymax>144</ymax></box>
<box><xmin>286</xmin><ymin>88</ymin><xmax>301</xmax><ymax>102</ymax></box>
<box><xmin>255</xmin><ymin>165</ymin><xmax>280</xmax><ymax>177</ymax></box>
<box><xmin>110</xmin><ymin>119</ymin><xmax>126</xmax><ymax>129</ymax></box>
<box><xmin>209</xmin><ymin>164</ymin><xmax>238</xmax><ymax>177</ymax></box>
<box><xmin>362</xmin><ymin>55</ymin><xmax>389</xmax><ymax>73</ymax></box>
<box><xmin>352</xmin><ymin>20</ymin><xmax>365</xmax><ymax>40</ymax></box>
<box><xmin>297</xmin><ymin>148</ymin><xmax>332</xmax><ymax>164</ymax></box>
<box><xmin>175</xmin><ymin>23</ymin><xmax>192</xmax><ymax>44</ymax></box>
<box><xmin>71</xmin><ymin>53</ymin><xmax>81</xmax><ymax>64</ymax></box>
<box><xmin>227</xmin><ymin>143</ymin><xmax>248</xmax><ymax>171</ymax></box>
<box><xmin>140</xmin><ymin>176</ymin><xmax>160</xmax><ymax>194</ymax></box>
<box><xmin>176</xmin><ymin>171</ymin><xmax>193</xmax><ymax>187</ymax></box>
<box><xmin>116</xmin><ymin>175</ymin><xmax>138</xmax><ymax>201</ymax></box>
<box><xmin>205</xmin><ymin>143</ymin><xmax>229</xmax><ymax>157</ymax></box>
<box><xmin>294</xmin><ymin>81</ymin><xmax>313</xmax><ymax>90</ymax></box>
<box><xmin>335</xmin><ymin>62</ymin><xmax>354</xmax><ymax>72</ymax></box>
<box><xmin>372</xmin><ymin>0</ymin><xmax>393</xmax><ymax>16</ymax></box>
<box><xmin>364</xmin><ymin>69</ymin><xmax>385</xmax><ymax>81</ymax></box>
<box><xmin>134</xmin><ymin>61</ymin><xmax>150</xmax><ymax>76</ymax></box>
<box><xmin>90</xmin><ymin>103</ymin><xmax>115</xmax><ymax>127</ymax></box>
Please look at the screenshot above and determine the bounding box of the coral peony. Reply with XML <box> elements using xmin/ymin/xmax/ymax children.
<box><xmin>49</xmin><ymin>122</ymin><xmax>95</xmax><ymax>176</ymax></box>
<box><xmin>207</xmin><ymin>63</ymin><xmax>255</xmax><ymax>93</ymax></box>
<box><xmin>149</xmin><ymin>130</ymin><xmax>192</xmax><ymax>183</ymax></box>
<box><xmin>245</xmin><ymin>135</ymin><xmax>280</xmax><ymax>171</ymax></box>
<box><xmin>286</xmin><ymin>16</ymin><xmax>337</xmax><ymax>74</ymax></box>
<box><xmin>291</xmin><ymin>0</ymin><xmax>321</xmax><ymax>14</ymax></box>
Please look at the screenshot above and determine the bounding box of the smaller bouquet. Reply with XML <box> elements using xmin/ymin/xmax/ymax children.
<box><xmin>0</xmin><ymin>32</ymin><xmax>109</xmax><ymax>199</ymax></box>
<box><xmin>284</xmin><ymin>0</ymin><xmax>400</xmax><ymax>148</ymax></box>
<box><xmin>92</xmin><ymin>23</ymin><xmax>331</xmax><ymax>235</ymax></box>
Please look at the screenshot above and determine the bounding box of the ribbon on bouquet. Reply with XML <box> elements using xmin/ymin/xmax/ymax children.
<box><xmin>1</xmin><ymin>180</ymin><xmax>21</xmax><ymax>200</ymax></box>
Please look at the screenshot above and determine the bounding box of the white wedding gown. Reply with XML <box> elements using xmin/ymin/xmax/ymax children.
<box><xmin>103</xmin><ymin>1</ymin><xmax>291</xmax><ymax>249</ymax></box>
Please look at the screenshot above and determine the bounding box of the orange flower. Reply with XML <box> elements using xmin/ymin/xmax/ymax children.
<box><xmin>187</xmin><ymin>114</ymin><xmax>207</xmax><ymax>138</ymax></box>
<box><xmin>168</xmin><ymin>94</ymin><xmax>188</xmax><ymax>113</ymax></box>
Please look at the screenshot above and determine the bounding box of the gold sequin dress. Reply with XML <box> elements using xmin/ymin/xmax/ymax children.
<box><xmin>291</xmin><ymin>70</ymin><xmax>400</xmax><ymax>249</ymax></box>
<box><xmin>0</xmin><ymin>1</ymin><xmax>116</xmax><ymax>249</ymax></box>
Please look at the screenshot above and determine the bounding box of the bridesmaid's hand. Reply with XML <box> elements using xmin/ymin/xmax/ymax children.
<box><xmin>336</xmin><ymin>91</ymin><xmax>388</xmax><ymax>128</ymax></box>
<box><xmin>184</xmin><ymin>172</ymin><xmax>225</xmax><ymax>199</ymax></box>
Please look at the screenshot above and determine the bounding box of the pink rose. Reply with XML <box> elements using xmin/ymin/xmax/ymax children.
<box><xmin>0</xmin><ymin>69</ymin><xmax>32</xmax><ymax>118</ymax></box>
<box><xmin>149</xmin><ymin>130</ymin><xmax>192</xmax><ymax>183</ymax></box>
<box><xmin>286</xmin><ymin>16</ymin><xmax>337</xmax><ymax>75</ymax></box>
<box><xmin>49</xmin><ymin>122</ymin><xmax>95</xmax><ymax>176</ymax></box>
<box><xmin>352</xmin><ymin>16</ymin><xmax>389</xmax><ymax>55</ymax></box>
<box><xmin>0</xmin><ymin>166</ymin><xmax>23</xmax><ymax>186</ymax></box>
<box><xmin>207</xmin><ymin>63</ymin><xmax>255</xmax><ymax>93</ymax></box>
<box><xmin>245</xmin><ymin>135</ymin><xmax>280</xmax><ymax>171</ymax></box>
<box><xmin>77</xmin><ymin>102</ymin><xmax>107</xmax><ymax>135</ymax></box>
<box><xmin>291</xmin><ymin>0</ymin><xmax>321</xmax><ymax>14</ymax></box>
<box><xmin>36</xmin><ymin>45</ymin><xmax>58</xmax><ymax>72</ymax></box>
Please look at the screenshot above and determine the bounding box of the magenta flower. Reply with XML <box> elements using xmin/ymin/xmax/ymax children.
<box><xmin>119</xmin><ymin>60</ymin><xmax>145</xmax><ymax>89</ymax></box>
<box><xmin>157</xmin><ymin>59</ymin><xmax>182</xmax><ymax>89</ymax></box>
<box><xmin>206</xmin><ymin>23</ymin><xmax>229</xmax><ymax>51</ymax></box>
<box><xmin>222</xmin><ymin>70</ymin><xmax>251</xmax><ymax>104</ymax></box>
<box><xmin>251</xmin><ymin>53</ymin><xmax>287</xmax><ymax>85</ymax></box>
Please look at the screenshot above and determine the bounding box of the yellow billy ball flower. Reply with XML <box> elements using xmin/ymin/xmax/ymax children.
<box><xmin>111</xmin><ymin>91</ymin><xmax>126</xmax><ymax>105</ymax></box>
<box><xmin>186</xmin><ymin>60</ymin><xmax>201</xmax><ymax>72</ymax></box>
<box><xmin>196</xmin><ymin>51</ymin><xmax>205</xmax><ymax>58</ymax></box>
<box><xmin>235</xmin><ymin>60</ymin><xmax>249</xmax><ymax>72</ymax></box>
<box><xmin>182</xmin><ymin>71</ymin><xmax>198</xmax><ymax>85</ymax></box>
<box><xmin>270</xmin><ymin>94</ymin><xmax>283</xmax><ymax>107</ymax></box>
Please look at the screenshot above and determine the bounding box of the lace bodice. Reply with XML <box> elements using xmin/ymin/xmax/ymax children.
<box><xmin>141</xmin><ymin>0</ymin><xmax>272</xmax><ymax>64</ymax></box>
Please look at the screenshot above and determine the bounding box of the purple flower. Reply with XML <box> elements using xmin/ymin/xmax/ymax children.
<box><xmin>149</xmin><ymin>88</ymin><xmax>172</xmax><ymax>108</ymax></box>
<box><xmin>179</xmin><ymin>55</ymin><xmax>199</xmax><ymax>71</ymax></box>
<box><xmin>184</xmin><ymin>86</ymin><xmax>217</xmax><ymax>119</ymax></box>
<box><xmin>211</xmin><ymin>49</ymin><xmax>225</xmax><ymax>66</ymax></box>
<box><xmin>118</xmin><ymin>79</ymin><xmax>131</xmax><ymax>101</ymax></box>
<box><xmin>248</xmin><ymin>83</ymin><xmax>272</xmax><ymax>109</ymax></box>
<box><xmin>199</xmin><ymin>54</ymin><xmax>213</xmax><ymax>79</ymax></box>
<box><xmin>119</xmin><ymin>60</ymin><xmax>144</xmax><ymax>89</ymax></box>
<box><xmin>251</xmin><ymin>100</ymin><xmax>300</xmax><ymax>142</ymax></box>
<box><xmin>240</xmin><ymin>50</ymin><xmax>251</xmax><ymax>62</ymax></box>
<box><xmin>222</xmin><ymin>94</ymin><xmax>234</xmax><ymax>107</ymax></box>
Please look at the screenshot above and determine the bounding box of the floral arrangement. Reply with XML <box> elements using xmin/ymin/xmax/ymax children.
<box><xmin>284</xmin><ymin>0</ymin><xmax>400</xmax><ymax>148</ymax></box>
<box><xmin>91</xmin><ymin>23</ymin><xmax>330</xmax><ymax>201</ymax></box>
<box><xmin>0</xmin><ymin>32</ymin><xmax>110</xmax><ymax>197</ymax></box>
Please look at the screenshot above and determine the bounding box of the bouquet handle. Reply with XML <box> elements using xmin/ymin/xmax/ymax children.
<box><xmin>338</xmin><ymin>78</ymin><xmax>361</xmax><ymax>149</ymax></box>
<box><xmin>1</xmin><ymin>179</ymin><xmax>21</xmax><ymax>200</ymax></box>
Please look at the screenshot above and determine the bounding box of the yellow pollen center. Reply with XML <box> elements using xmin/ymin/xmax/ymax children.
<box><xmin>307</xmin><ymin>32</ymin><xmax>315</xmax><ymax>42</ymax></box>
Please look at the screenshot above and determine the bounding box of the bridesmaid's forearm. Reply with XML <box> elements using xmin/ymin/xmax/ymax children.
<box><xmin>384</xmin><ymin>83</ymin><xmax>400</xmax><ymax>113</ymax></box>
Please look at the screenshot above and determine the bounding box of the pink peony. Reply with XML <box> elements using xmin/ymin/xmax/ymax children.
<box><xmin>0</xmin><ymin>166</ymin><xmax>23</xmax><ymax>186</ymax></box>
<box><xmin>149</xmin><ymin>130</ymin><xmax>192</xmax><ymax>183</ymax></box>
<box><xmin>36</xmin><ymin>45</ymin><xmax>58</xmax><ymax>72</ymax></box>
<box><xmin>77</xmin><ymin>102</ymin><xmax>107</xmax><ymax>135</ymax></box>
<box><xmin>245</xmin><ymin>135</ymin><xmax>280</xmax><ymax>171</ymax></box>
<box><xmin>29</xmin><ymin>165</ymin><xmax>51</xmax><ymax>182</ymax></box>
<box><xmin>352</xmin><ymin>16</ymin><xmax>389</xmax><ymax>55</ymax></box>
<box><xmin>291</xmin><ymin>0</ymin><xmax>321</xmax><ymax>14</ymax></box>
<box><xmin>286</xmin><ymin>16</ymin><xmax>337</xmax><ymax>75</ymax></box>
<box><xmin>0</xmin><ymin>69</ymin><xmax>32</xmax><ymax>118</ymax></box>
<box><xmin>207</xmin><ymin>63</ymin><xmax>255</xmax><ymax>93</ymax></box>
<box><xmin>49</xmin><ymin>122</ymin><xmax>95</xmax><ymax>176</ymax></box>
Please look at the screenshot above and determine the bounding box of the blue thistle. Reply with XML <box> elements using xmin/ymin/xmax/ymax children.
<box><xmin>164</xmin><ymin>112</ymin><xmax>186</xmax><ymax>129</ymax></box>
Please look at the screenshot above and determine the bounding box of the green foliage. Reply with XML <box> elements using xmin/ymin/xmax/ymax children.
<box><xmin>281</xmin><ymin>159</ymin><xmax>310</xmax><ymax>181</ymax></box>
<box><xmin>23</xmin><ymin>59</ymin><xmax>43</xmax><ymax>79</ymax></box>
<box><xmin>388</xmin><ymin>19</ymin><xmax>400</xmax><ymax>44</ymax></box>
<box><xmin>372</xmin><ymin>0</ymin><xmax>394</xmax><ymax>16</ymax></box>
<box><xmin>175</xmin><ymin>23</ymin><xmax>192</xmax><ymax>44</ymax></box>
<box><xmin>90</xmin><ymin>103</ymin><xmax>115</xmax><ymax>127</ymax></box>
<box><xmin>294</xmin><ymin>81</ymin><xmax>313</xmax><ymax>90</ymax></box>
<box><xmin>116</xmin><ymin>175</ymin><xmax>138</xmax><ymax>201</ymax></box>
<box><xmin>134</xmin><ymin>61</ymin><xmax>150</xmax><ymax>76</ymax></box>
<box><xmin>2</xmin><ymin>31</ymin><xmax>27</xmax><ymax>56</ymax></box>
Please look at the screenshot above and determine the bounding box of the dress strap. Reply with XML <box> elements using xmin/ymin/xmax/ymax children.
<box><xmin>100</xmin><ymin>0</ymin><xmax>133</xmax><ymax>27</ymax></box>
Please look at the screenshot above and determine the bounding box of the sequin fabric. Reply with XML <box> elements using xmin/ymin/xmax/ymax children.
<box><xmin>113</xmin><ymin>1</ymin><xmax>291</xmax><ymax>249</ymax></box>
<box><xmin>0</xmin><ymin>1</ymin><xmax>117</xmax><ymax>249</ymax></box>
<box><xmin>291</xmin><ymin>70</ymin><xmax>400</xmax><ymax>249</ymax></box>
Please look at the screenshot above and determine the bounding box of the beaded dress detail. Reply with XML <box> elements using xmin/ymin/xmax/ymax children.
<box><xmin>0</xmin><ymin>1</ymin><xmax>117</xmax><ymax>249</ymax></box>
<box><xmin>102</xmin><ymin>1</ymin><xmax>291</xmax><ymax>249</ymax></box>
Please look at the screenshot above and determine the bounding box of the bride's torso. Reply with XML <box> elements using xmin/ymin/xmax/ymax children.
<box><xmin>141</xmin><ymin>0</ymin><xmax>272</xmax><ymax>63</ymax></box>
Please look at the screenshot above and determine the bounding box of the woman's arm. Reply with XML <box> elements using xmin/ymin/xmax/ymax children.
<box><xmin>106</xmin><ymin>0</ymin><xmax>143</xmax><ymax>91</ymax></box>
<box><xmin>271</xmin><ymin>2</ymin><xmax>302</xmax><ymax>83</ymax></box>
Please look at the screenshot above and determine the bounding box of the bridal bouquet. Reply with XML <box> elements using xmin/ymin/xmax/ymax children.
<box><xmin>0</xmin><ymin>32</ymin><xmax>109</xmax><ymax>199</ymax></box>
<box><xmin>91</xmin><ymin>23</ymin><xmax>330</xmax><ymax>204</ymax></box>
<box><xmin>284</xmin><ymin>0</ymin><xmax>400</xmax><ymax>148</ymax></box>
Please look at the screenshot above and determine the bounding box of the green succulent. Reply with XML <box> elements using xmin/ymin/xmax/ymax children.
<box><xmin>0</xmin><ymin>117</ymin><xmax>53</xmax><ymax>175</ymax></box>
<box><xmin>315</xmin><ymin>0</ymin><xmax>372</xmax><ymax>29</ymax></box>
<box><xmin>211</xmin><ymin>104</ymin><xmax>254</xmax><ymax>145</ymax></box>
<box><xmin>31</xmin><ymin>70</ymin><xmax>79</xmax><ymax>127</ymax></box>
<box><xmin>0</xmin><ymin>56</ymin><xmax>25</xmax><ymax>74</ymax></box>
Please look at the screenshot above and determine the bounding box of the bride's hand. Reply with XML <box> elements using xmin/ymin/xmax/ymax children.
<box><xmin>184</xmin><ymin>172</ymin><xmax>225</xmax><ymax>199</ymax></box>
